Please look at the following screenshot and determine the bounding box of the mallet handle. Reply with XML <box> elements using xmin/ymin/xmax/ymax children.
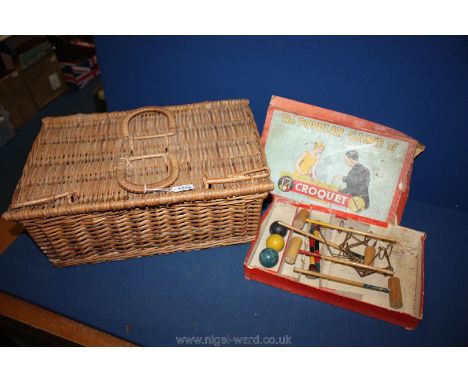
<box><xmin>293</xmin><ymin>268</ymin><xmax>390</xmax><ymax>293</ymax></box>
<box><xmin>298</xmin><ymin>250</ymin><xmax>394</xmax><ymax>276</ymax></box>
<box><xmin>279</xmin><ymin>221</ymin><xmax>340</xmax><ymax>250</ymax></box>
<box><xmin>306</xmin><ymin>218</ymin><xmax>397</xmax><ymax>244</ymax></box>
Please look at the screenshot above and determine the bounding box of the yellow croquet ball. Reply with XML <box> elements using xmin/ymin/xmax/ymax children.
<box><xmin>266</xmin><ymin>234</ymin><xmax>285</xmax><ymax>252</ymax></box>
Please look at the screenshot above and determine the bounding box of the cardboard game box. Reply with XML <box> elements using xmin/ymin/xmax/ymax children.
<box><xmin>245</xmin><ymin>96</ymin><xmax>425</xmax><ymax>329</ymax></box>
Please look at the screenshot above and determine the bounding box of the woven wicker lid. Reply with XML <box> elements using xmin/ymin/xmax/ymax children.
<box><xmin>3</xmin><ymin>99</ymin><xmax>273</xmax><ymax>221</ymax></box>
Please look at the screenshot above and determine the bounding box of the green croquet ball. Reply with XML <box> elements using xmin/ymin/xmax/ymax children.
<box><xmin>259</xmin><ymin>248</ymin><xmax>279</xmax><ymax>268</ymax></box>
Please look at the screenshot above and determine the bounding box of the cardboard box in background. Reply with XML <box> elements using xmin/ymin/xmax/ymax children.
<box><xmin>22</xmin><ymin>54</ymin><xmax>67</xmax><ymax>109</ymax></box>
<box><xmin>0</xmin><ymin>71</ymin><xmax>37</xmax><ymax>130</ymax></box>
<box><xmin>0</xmin><ymin>36</ymin><xmax>53</xmax><ymax>72</ymax></box>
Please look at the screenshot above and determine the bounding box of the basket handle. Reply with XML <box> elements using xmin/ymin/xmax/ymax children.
<box><xmin>9</xmin><ymin>191</ymin><xmax>77</xmax><ymax>209</ymax></box>
<box><xmin>116</xmin><ymin>153</ymin><xmax>180</xmax><ymax>193</ymax></box>
<box><xmin>122</xmin><ymin>106</ymin><xmax>176</xmax><ymax>139</ymax></box>
<box><xmin>202</xmin><ymin>167</ymin><xmax>270</xmax><ymax>189</ymax></box>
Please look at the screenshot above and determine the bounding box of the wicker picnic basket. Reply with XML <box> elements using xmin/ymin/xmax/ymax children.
<box><xmin>2</xmin><ymin>99</ymin><xmax>273</xmax><ymax>266</ymax></box>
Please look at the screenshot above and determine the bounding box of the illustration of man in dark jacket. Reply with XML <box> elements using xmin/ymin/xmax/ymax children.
<box><xmin>334</xmin><ymin>150</ymin><xmax>370</xmax><ymax>209</ymax></box>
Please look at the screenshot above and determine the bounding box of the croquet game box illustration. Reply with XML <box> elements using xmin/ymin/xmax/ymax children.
<box><xmin>260</xmin><ymin>96</ymin><xmax>423</xmax><ymax>227</ymax></box>
<box><xmin>245</xmin><ymin>96</ymin><xmax>426</xmax><ymax>329</ymax></box>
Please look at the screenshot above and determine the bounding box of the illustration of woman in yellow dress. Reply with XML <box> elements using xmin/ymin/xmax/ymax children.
<box><xmin>293</xmin><ymin>141</ymin><xmax>325</xmax><ymax>182</ymax></box>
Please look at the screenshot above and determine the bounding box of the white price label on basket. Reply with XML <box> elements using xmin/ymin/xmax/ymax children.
<box><xmin>170</xmin><ymin>184</ymin><xmax>194</xmax><ymax>192</ymax></box>
<box><xmin>144</xmin><ymin>184</ymin><xmax>194</xmax><ymax>193</ymax></box>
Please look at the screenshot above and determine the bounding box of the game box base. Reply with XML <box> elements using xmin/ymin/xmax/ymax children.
<box><xmin>244</xmin><ymin>198</ymin><xmax>425</xmax><ymax>329</ymax></box>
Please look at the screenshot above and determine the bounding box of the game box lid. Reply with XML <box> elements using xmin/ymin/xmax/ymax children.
<box><xmin>261</xmin><ymin>96</ymin><xmax>424</xmax><ymax>227</ymax></box>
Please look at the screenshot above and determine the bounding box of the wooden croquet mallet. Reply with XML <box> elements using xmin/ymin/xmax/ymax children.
<box><xmin>280</xmin><ymin>220</ymin><xmax>348</xmax><ymax>252</ymax></box>
<box><xmin>278</xmin><ymin>221</ymin><xmax>394</xmax><ymax>276</ymax></box>
<box><xmin>297</xmin><ymin>249</ymin><xmax>394</xmax><ymax>276</ymax></box>
<box><xmin>305</xmin><ymin>218</ymin><xmax>396</xmax><ymax>267</ymax></box>
<box><xmin>294</xmin><ymin>268</ymin><xmax>403</xmax><ymax>309</ymax></box>
<box><xmin>279</xmin><ymin>221</ymin><xmax>362</xmax><ymax>258</ymax></box>
<box><xmin>283</xmin><ymin>209</ymin><xmax>310</xmax><ymax>265</ymax></box>
<box><xmin>305</xmin><ymin>218</ymin><xmax>398</xmax><ymax>244</ymax></box>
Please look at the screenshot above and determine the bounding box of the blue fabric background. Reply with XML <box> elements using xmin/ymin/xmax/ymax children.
<box><xmin>95</xmin><ymin>35</ymin><xmax>468</xmax><ymax>212</ymax></box>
